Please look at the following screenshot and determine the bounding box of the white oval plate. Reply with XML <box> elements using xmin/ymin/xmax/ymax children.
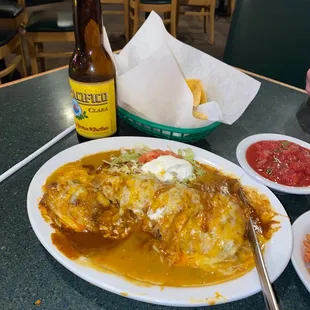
<box><xmin>291</xmin><ymin>211</ymin><xmax>310</xmax><ymax>293</ymax></box>
<box><xmin>236</xmin><ymin>133</ymin><xmax>310</xmax><ymax>195</ymax></box>
<box><xmin>27</xmin><ymin>136</ymin><xmax>292</xmax><ymax>307</ymax></box>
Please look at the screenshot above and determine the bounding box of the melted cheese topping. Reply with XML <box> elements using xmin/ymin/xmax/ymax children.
<box><xmin>39</xmin><ymin>150</ymin><xmax>278</xmax><ymax>287</ymax></box>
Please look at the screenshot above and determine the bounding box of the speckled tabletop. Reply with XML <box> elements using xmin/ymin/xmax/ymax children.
<box><xmin>0</xmin><ymin>69</ymin><xmax>310</xmax><ymax>310</ymax></box>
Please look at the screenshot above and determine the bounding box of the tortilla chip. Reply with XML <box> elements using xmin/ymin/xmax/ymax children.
<box><xmin>186</xmin><ymin>79</ymin><xmax>208</xmax><ymax>105</ymax></box>
<box><xmin>186</xmin><ymin>79</ymin><xmax>201</xmax><ymax>107</ymax></box>
<box><xmin>193</xmin><ymin>108</ymin><xmax>208</xmax><ymax>120</ymax></box>
<box><xmin>197</xmin><ymin>81</ymin><xmax>207</xmax><ymax>104</ymax></box>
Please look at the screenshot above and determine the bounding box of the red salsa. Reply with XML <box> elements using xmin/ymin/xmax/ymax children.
<box><xmin>246</xmin><ymin>140</ymin><xmax>310</xmax><ymax>187</ymax></box>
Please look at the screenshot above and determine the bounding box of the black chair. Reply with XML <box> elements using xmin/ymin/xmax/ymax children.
<box><xmin>23</xmin><ymin>0</ymin><xmax>73</xmax><ymax>74</ymax></box>
<box><xmin>25</xmin><ymin>0</ymin><xmax>64</xmax><ymax>5</ymax></box>
<box><xmin>223</xmin><ymin>0</ymin><xmax>310</xmax><ymax>89</ymax></box>
<box><xmin>0</xmin><ymin>1</ymin><xmax>64</xmax><ymax>29</ymax></box>
<box><xmin>0</xmin><ymin>29</ymin><xmax>27</xmax><ymax>83</ymax></box>
<box><xmin>26</xmin><ymin>10</ymin><xmax>74</xmax><ymax>74</ymax></box>
<box><xmin>0</xmin><ymin>0</ymin><xmax>26</xmax><ymax>29</ymax></box>
<box><xmin>0</xmin><ymin>1</ymin><xmax>27</xmax><ymax>83</ymax></box>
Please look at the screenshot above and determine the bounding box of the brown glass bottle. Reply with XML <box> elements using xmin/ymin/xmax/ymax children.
<box><xmin>69</xmin><ymin>0</ymin><xmax>117</xmax><ymax>143</ymax></box>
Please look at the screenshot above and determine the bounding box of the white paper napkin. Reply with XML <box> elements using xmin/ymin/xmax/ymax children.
<box><xmin>103</xmin><ymin>12</ymin><xmax>261</xmax><ymax>128</ymax></box>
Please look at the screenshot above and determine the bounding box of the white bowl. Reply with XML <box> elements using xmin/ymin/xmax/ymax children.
<box><xmin>236</xmin><ymin>133</ymin><xmax>310</xmax><ymax>195</ymax></box>
<box><xmin>291</xmin><ymin>211</ymin><xmax>310</xmax><ymax>293</ymax></box>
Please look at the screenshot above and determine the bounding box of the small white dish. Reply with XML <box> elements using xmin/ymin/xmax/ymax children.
<box><xmin>291</xmin><ymin>211</ymin><xmax>310</xmax><ymax>293</ymax></box>
<box><xmin>236</xmin><ymin>133</ymin><xmax>310</xmax><ymax>195</ymax></box>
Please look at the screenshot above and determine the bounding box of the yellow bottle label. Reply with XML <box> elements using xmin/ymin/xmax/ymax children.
<box><xmin>69</xmin><ymin>78</ymin><xmax>117</xmax><ymax>139</ymax></box>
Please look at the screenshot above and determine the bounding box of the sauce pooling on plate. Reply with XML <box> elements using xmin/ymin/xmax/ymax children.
<box><xmin>246</xmin><ymin>140</ymin><xmax>310</xmax><ymax>187</ymax></box>
<box><xmin>39</xmin><ymin>148</ymin><xmax>278</xmax><ymax>287</ymax></box>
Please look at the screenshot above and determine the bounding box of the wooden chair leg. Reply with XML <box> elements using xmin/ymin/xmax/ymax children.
<box><xmin>124</xmin><ymin>0</ymin><xmax>130</xmax><ymax>42</ymax></box>
<box><xmin>208</xmin><ymin>16</ymin><xmax>214</xmax><ymax>45</ymax></box>
<box><xmin>204</xmin><ymin>13</ymin><xmax>207</xmax><ymax>34</ymax></box>
<box><xmin>164</xmin><ymin>12</ymin><xmax>171</xmax><ymax>33</ymax></box>
<box><xmin>129</xmin><ymin>5</ymin><xmax>134</xmax><ymax>37</ymax></box>
<box><xmin>129</xmin><ymin>15</ymin><xmax>133</xmax><ymax>37</ymax></box>
<box><xmin>200</xmin><ymin>8</ymin><xmax>205</xmax><ymax>22</ymax></box>
<box><xmin>18</xmin><ymin>37</ymin><xmax>27</xmax><ymax>77</ymax></box>
<box><xmin>176</xmin><ymin>2</ymin><xmax>181</xmax><ymax>30</ymax></box>
<box><xmin>132</xmin><ymin>1</ymin><xmax>140</xmax><ymax>35</ymax></box>
<box><xmin>27</xmin><ymin>38</ymin><xmax>39</xmax><ymax>75</ymax></box>
<box><xmin>230</xmin><ymin>0</ymin><xmax>236</xmax><ymax>16</ymax></box>
<box><xmin>208</xmin><ymin>5</ymin><xmax>215</xmax><ymax>45</ymax></box>
<box><xmin>37</xmin><ymin>42</ymin><xmax>46</xmax><ymax>72</ymax></box>
<box><xmin>170</xmin><ymin>0</ymin><xmax>177</xmax><ymax>37</ymax></box>
<box><xmin>0</xmin><ymin>56</ymin><xmax>22</xmax><ymax>81</ymax></box>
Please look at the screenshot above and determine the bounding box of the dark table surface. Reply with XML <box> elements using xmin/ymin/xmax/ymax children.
<box><xmin>0</xmin><ymin>68</ymin><xmax>310</xmax><ymax>310</ymax></box>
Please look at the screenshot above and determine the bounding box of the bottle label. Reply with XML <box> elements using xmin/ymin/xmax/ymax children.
<box><xmin>69</xmin><ymin>78</ymin><xmax>117</xmax><ymax>139</ymax></box>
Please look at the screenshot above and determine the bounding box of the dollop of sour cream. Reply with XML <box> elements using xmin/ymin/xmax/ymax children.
<box><xmin>141</xmin><ymin>155</ymin><xmax>193</xmax><ymax>182</ymax></box>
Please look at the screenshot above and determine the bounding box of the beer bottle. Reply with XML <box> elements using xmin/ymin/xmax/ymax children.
<box><xmin>69</xmin><ymin>0</ymin><xmax>117</xmax><ymax>143</ymax></box>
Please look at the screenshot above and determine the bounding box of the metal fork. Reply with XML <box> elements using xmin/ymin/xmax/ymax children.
<box><xmin>238</xmin><ymin>187</ymin><xmax>279</xmax><ymax>310</ymax></box>
<box><xmin>247</xmin><ymin>217</ymin><xmax>279</xmax><ymax>310</ymax></box>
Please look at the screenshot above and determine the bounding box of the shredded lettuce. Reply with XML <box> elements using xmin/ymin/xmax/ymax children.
<box><xmin>178</xmin><ymin>148</ymin><xmax>195</xmax><ymax>162</ymax></box>
<box><xmin>178</xmin><ymin>148</ymin><xmax>205</xmax><ymax>178</ymax></box>
<box><xmin>103</xmin><ymin>146</ymin><xmax>205</xmax><ymax>180</ymax></box>
<box><xmin>108</xmin><ymin>144</ymin><xmax>152</xmax><ymax>166</ymax></box>
<box><xmin>110</xmin><ymin>152</ymin><xmax>141</xmax><ymax>166</ymax></box>
<box><xmin>133</xmin><ymin>144</ymin><xmax>151</xmax><ymax>153</ymax></box>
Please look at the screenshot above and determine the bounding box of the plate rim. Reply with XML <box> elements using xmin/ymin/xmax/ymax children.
<box><xmin>291</xmin><ymin>210</ymin><xmax>310</xmax><ymax>293</ymax></box>
<box><xmin>27</xmin><ymin>136</ymin><xmax>293</xmax><ymax>307</ymax></box>
<box><xmin>236</xmin><ymin>133</ymin><xmax>310</xmax><ymax>195</ymax></box>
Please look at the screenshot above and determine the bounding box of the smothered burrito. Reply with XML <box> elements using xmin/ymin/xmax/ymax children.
<box><xmin>39</xmin><ymin>146</ymin><xmax>279</xmax><ymax>286</ymax></box>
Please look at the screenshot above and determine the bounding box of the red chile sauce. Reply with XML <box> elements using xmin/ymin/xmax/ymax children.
<box><xmin>246</xmin><ymin>140</ymin><xmax>310</xmax><ymax>187</ymax></box>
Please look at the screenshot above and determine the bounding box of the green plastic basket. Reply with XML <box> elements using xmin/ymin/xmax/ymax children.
<box><xmin>118</xmin><ymin>107</ymin><xmax>220</xmax><ymax>142</ymax></box>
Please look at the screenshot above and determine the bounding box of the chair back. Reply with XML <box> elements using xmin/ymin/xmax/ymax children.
<box><xmin>187</xmin><ymin>0</ymin><xmax>213</xmax><ymax>6</ymax></box>
<box><xmin>24</xmin><ymin>0</ymin><xmax>64</xmax><ymax>6</ymax></box>
<box><xmin>224</xmin><ymin>0</ymin><xmax>310</xmax><ymax>89</ymax></box>
<box><xmin>101</xmin><ymin>0</ymin><xmax>124</xmax><ymax>3</ymax></box>
<box><xmin>0</xmin><ymin>0</ymin><xmax>27</xmax><ymax>29</ymax></box>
